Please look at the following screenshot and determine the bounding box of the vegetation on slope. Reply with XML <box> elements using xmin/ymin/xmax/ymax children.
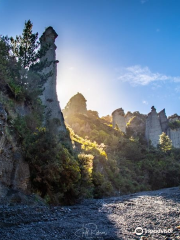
<box><xmin>0</xmin><ymin>21</ymin><xmax>86</xmax><ymax>205</ymax></box>
<box><xmin>1</xmin><ymin>20</ymin><xmax>180</xmax><ymax>205</ymax></box>
<box><xmin>63</xmin><ymin>93</ymin><xmax>180</xmax><ymax>196</ymax></box>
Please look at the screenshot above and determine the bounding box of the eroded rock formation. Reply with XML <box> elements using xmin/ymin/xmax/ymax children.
<box><xmin>63</xmin><ymin>92</ymin><xmax>87</xmax><ymax>116</ymax></box>
<box><xmin>167</xmin><ymin>128</ymin><xmax>180</xmax><ymax>148</ymax></box>
<box><xmin>167</xmin><ymin>115</ymin><xmax>180</xmax><ymax>148</ymax></box>
<box><xmin>112</xmin><ymin>106</ymin><xmax>180</xmax><ymax>148</ymax></box>
<box><xmin>0</xmin><ymin>103</ymin><xmax>30</xmax><ymax>198</ymax></box>
<box><xmin>125</xmin><ymin>111</ymin><xmax>133</xmax><ymax>124</ymax></box>
<box><xmin>145</xmin><ymin>106</ymin><xmax>180</xmax><ymax>148</ymax></box>
<box><xmin>158</xmin><ymin>109</ymin><xmax>168</xmax><ymax>133</ymax></box>
<box><xmin>127</xmin><ymin>115</ymin><xmax>146</xmax><ymax>137</ymax></box>
<box><xmin>112</xmin><ymin>108</ymin><xmax>126</xmax><ymax>133</ymax></box>
<box><xmin>112</xmin><ymin>108</ymin><xmax>146</xmax><ymax>136</ymax></box>
<box><xmin>145</xmin><ymin>106</ymin><xmax>164</xmax><ymax>147</ymax></box>
<box><xmin>40</xmin><ymin>27</ymin><xmax>66</xmax><ymax>132</ymax></box>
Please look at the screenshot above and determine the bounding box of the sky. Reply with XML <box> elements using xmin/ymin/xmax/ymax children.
<box><xmin>1</xmin><ymin>0</ymin><xmax>180</xmax><ymax>117</ymax></box>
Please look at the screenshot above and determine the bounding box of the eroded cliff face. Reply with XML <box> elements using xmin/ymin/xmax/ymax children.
<box><xmin>127</xmin><ymin>116</ymin><xmax>146</xmax><ymax>137</ymax></box>
<box><xmin>167</xmin><ymin>115</ymin><xmax>180</xmax><ymax>148</ymax></box>
<box><xmin>112</xmin><ymin>108</ymin><xmax>146</xmax><ymax>136</ymax></box>
<box><xmin>145</xmin><ymin>106</ymin><xmax>163</xmax><ymax>147</ymax></box>
<box><xmin>112</xmin><ymin>108</ymin><xmax>126</xmax><ymax>133</ymax></box>
<box><xmin>158</xmin><ymin>109</ymin><xmax>168</xmax><ymax>133</ymax></box>
<box><xmin>0</xmin><ymin>103</ymin><xmax>30</xmax><ymax>198</ymax></box>
<box><xmin>112</xmin><ymin>106</ymin><xmax>180</xmax><ymax>148</ymax></box>
<box><xmin>167</xmin><ymin>128</ymin><xmax>180</xmax><ymax>148</ymax></box>
<box><xmin>145</xmin><ymin>107</ymin><xmax>180</xmax><ymax>148</ymax></box>
<box><xmin>0</xmin><ymin>27</ymin><xmax>71</xmax><ymax>201</ymax></box>
<box><xmin>125</xmin><ymin>111</ymin><xmax>133</xmax><ymax>124</ymax></box>
<box><xmin>63</xmin><ymin>92</ymin><xmax>87</xmax><ymax>117</ymax></box>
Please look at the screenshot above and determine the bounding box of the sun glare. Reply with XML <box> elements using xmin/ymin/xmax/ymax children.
<box><xmin>56</xmin><ymin>49</ymin><xmax>111</xmax><ymax>115</ymax></box>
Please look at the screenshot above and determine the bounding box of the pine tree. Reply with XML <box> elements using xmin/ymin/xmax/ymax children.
<box><xmin>0</xmin><ymin>36</ymin><xmax>23</xmax><ymax>95</ymax></box>
<box><xmin>9</xmin><ymin>20</ymin><xmax>52</xmax><ymax>102</ymax></box>
<box><xmin>0</xmin><ymin>37</ymin><xmax>10</xmax><ymax>83</ymax></box>
<box><xmin>10</xmin><ymin>20</ymin><xmax>39</xmax><ymax>69</ymax></box>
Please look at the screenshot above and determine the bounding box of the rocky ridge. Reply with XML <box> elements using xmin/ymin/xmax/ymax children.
<box><xmin>112</xmin><ymin>106</ymin><xmax>180</xmax><ymax>148</ymax></box>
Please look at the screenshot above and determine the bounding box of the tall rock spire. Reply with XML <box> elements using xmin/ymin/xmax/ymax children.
<box><xmin>40</xmin><ymin>27</ymin><xmax>66</xmax><ymax>132</ymax></box>
<box><xmin>145</xmin><ymin>106</ymin><xmax>162</xmax><ymax>147</ymax></box>
<box><xmin>112</xmin><ymin>108</ymin><xmax>126</xmax><ymax>133</ymax></box>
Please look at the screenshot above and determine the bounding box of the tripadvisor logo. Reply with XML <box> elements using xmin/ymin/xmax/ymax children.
<box><xmin>134</xmin><ymin>227</ymin><xmax>143</xmax><ymax>236</ymax></box>
<box><xmin>134</xmin><ymin>227</ymin><xmax>173</xmax><ymax>236</ymax></box>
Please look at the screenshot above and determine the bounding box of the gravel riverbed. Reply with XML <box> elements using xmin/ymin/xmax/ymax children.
<box><xmin>0</xmin><ymin>187</ymin><xmax>180</xmax><ymax>240</ymax></box>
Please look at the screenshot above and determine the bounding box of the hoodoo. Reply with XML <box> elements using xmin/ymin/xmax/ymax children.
<box><xmin>40</xmin><ymin>27</ymin><xmax>66</xmax><ymax>132</ymax></box>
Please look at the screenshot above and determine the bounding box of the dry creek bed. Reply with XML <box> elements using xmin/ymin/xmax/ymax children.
<box><xmin>0</xmin><ymin>187</ymin><xmax>180</xmax><ymax>240</ymax></box>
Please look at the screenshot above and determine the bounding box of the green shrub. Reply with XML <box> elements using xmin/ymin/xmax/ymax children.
<box><xmin>169</xmin><ymin>120</ymin><xmax>180</xmax><ymax>129</ymax></box>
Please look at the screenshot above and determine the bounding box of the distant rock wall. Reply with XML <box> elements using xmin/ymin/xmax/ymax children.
<box><xmin>125</xmin><ymin>111</ymin><xmax>133</xmax><ymax>124</ymax></box>
<box><xmin>112</xmin><ymin>108</ymin><xmax>146</xmax><ymax>136</ymax></box>
<box><xmin>112</xmin><ymin>108</ymin><xmax>126</xmax><ymax>133</ymax></box>
<box><xmin>167</xmin><ymin>114</ymin><xmax>180</xmax><ymax>148</ymax></box>
<box><xmin>145</xmin><ymin>106</ymin><xmax>165</xmax><ymax>147</ymax></box>
<box><xmin>158</xmin><ymin>109</ymin><xmax>168</xmax><ymax>133</ymax></box>
<box><xmin>145</xmin><ymin>106</ymin><xmax>180</xmax><ymax>148</ymax></box>
<box><xmin>168</xmin><ymin>114</ymin><xmax>180</xmax><ymax>123</ymax></box>
<box><xmin>167</xmin><ymin>128</ymin><xmax>180</xmax><ymax>148</ymax></box>
<box><xmin>112</xmin><ymin>106</ymin><xmax>180</xmax><ymax>148</ymax></box>
<box><xmin>127</xmin><ymin>116</ymin><xmax>146</xmax><ymax>137</ymax></box>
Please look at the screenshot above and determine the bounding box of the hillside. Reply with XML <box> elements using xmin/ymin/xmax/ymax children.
<box><xmin>0</xmin><ymin>20</ymin><xmax>180</xmax><ymax>207</ymax></box>
<box><xmin>0</xmin><ymin>22</ymin><xmax>94</xmax><ymax>205</ymax></box>
<box><xmin>63</xmin><ymin>93</ymin><xmax>180</xmax><ymax>197</ymax></box>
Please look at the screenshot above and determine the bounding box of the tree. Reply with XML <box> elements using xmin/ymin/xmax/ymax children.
<box><xmin>78</xmin><ymin>153</ymin><xmax>94</xmax><ymax>197</ymax></box>
<box><xmin>9</xmin><ymin>20</ymin><xmax>51</xmax><ymax>102</ymax></box>
<box><xmin>10</xmin><ymin>19</ymin><xmax>52</xmax><ymax>73</ymax></box>
<box><xmin>159</xmin><ymin>132</ymin><xmax>172</xmax><ymax>153</ymax></box>
<box><xmin>10</xmin><ymin>20</ymin><xmax>39</xmax><ymax>69</ymax></box>
<box><xmin>0</xmin><ymin>36</ymin><xmax>25</xmax><ymax>100</ymax></box>
<box><xmin>0</xmin><ymin>37</ymin><xmax>10</xmax><ymax>83</ymax></box>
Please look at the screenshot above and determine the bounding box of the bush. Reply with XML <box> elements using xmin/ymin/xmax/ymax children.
<box><xmin>77</xmin><ymin>153</ymin><xmax>94</xmax><ymax>198</ymax></box>
<box><xmin>169</xmin><ymin>120</ymin><xmax>180</xmax><ymax>129</ymax></box>
<box><xmin>23</xmin><ymin>127</ymin><xmax>81</xmax><ymax>205</ymax></box>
